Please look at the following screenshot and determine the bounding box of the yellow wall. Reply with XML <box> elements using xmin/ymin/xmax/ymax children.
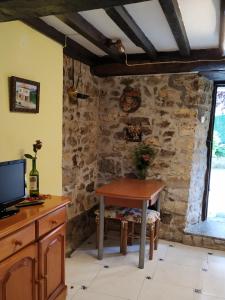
<box><xmin>0</xmin><ymin>21</ymin><xmax>63</xmax><ymax>195</ymax></box>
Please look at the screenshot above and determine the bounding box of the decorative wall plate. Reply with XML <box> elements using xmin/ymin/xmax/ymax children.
<box><xmin>120</xmin><ymin>86</ymin><xmax>141</xmax><ymax>113</ymax></box>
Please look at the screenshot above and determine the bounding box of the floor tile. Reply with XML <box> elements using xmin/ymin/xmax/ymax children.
<box><xmin>153</xmin><ymin>261</ymin><xmax>202</xmax><ymax>289</ymax></box>
<box><xmin>202</xmin><ymin>261</ymin><xmax>225</xmax><ymax>298</ymax></box>
<box><xmin>66</xmin><ymin>283</ymin><xmax>81</xmax><ymax>300</ymax></box>
<box><xmin>166</xmin><ymin>243</ymin><xmax>207</xmax><ymax>267</ymax></box>
<box><xmin>138</xmin><ymin>280</ymin><xmax>194</xmax><ymax>300</ymax></box>
<box><xmin>65</xmin><ymin>252</ymin><xmax>102</xmax><ymax>286</ymax></box>
<box><xmin>71</xmin><ymin>290</ymin><xmax>128</xmax><ymax>300</ymax></box>
<box><xmin>207</xmin><ymin>252</ymin><xmax>225</xmax><ymax>265</ymax></box>
<box><xmin>89</xmin><ymin>264</ymin><xmax>146</xmax><ymax>300</ymax></box>
<box><xmin>153</xmin><ymin>239</ymin><xmax>169</xmax><ymax>260</ymax></box>
<box><xmin>194</xmin><ymin>294</ymin><xmax>225</xmax><ymax>300</ymax></box>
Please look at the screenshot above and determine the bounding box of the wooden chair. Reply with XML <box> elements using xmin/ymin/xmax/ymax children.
<box><xmin>95</xmin><ymin>207</ymin><xmax>160</xmax><ymax>260</ymax></box>
<box><xmin>123</xmin><ymin>208</ymin><xmax>160</xmax><ymax>260</ymax></box>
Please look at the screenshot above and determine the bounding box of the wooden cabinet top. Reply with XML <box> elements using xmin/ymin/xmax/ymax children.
<box><xmin>0</xmin><ymin>196</ymin><xmax>70</xmax><ymax>239</ymax></box>
<box><xmin>96</xmin><ymin>178</ymin><xmax>165</xmax><ymax>200</ymax></box>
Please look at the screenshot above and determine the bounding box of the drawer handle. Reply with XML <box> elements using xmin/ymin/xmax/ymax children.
<box><xmin>50</xmin><ymin>220</ymin><xmax>57</xmax><ymax>225</ymax></box>
<box><xmin>13</xmin><ymin>240</ymin><xmax>23</xmax><ymax>247</ymax></box>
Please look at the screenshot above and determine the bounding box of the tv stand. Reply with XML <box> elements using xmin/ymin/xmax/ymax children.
<box><xmin>0</xmin><ymin>196</ymin><xmax>70</xmax><ymax>300</ymax></box>
<box><xmin>0</xmin><ymin>206</ymin><xmax>19</xmax><ymax>219</ymax></box>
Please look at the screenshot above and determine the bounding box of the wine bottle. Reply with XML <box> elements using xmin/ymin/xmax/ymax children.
<box><xmin>29</xmin><ymin>158</ymin><xmax>39</xmax><ymax>197</ymax></box>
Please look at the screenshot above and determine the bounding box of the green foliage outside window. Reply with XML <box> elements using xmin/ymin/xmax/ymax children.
<box><xmin>213</xmin><ymin>131</ymin><xmax>225</xmax><ymax>158</ymax></box>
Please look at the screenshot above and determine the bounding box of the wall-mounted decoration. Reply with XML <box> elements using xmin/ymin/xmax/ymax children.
<box><xmin>124</xmin><ymin>123</ymin><xmax>142</xmax><ymax>142</ymax></box>
<box><xmin>120</xmin><ymin>86</ymin><xmax>141</xmax><ymax>113</ymax></box>
<box><xmin>9</xmin><ymin>76</ymin><xmax>40</xmax><ymax>113</ymax></box>
<box><xmin>67</xmin><ymin>61</ymin><xmax>89</xmax><ymax>103</ymax></box>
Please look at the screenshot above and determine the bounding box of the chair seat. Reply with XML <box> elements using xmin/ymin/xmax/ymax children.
<box><xmin>95</xmin><ymin>206</ymin><xmax>160</xmax><ymax>224</ymax></box>
<box><xmin>95</xmin><ymin>206</ymin><xmax>129</xmax><ymax>220</ymax></box>
<box><xmin>124</xmin><ymin>208</ymin><xmax>160</xmax><ymax>224</ymax></box>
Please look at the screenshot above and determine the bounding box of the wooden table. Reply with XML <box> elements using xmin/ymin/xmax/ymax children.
<box><xmin>96</xmin><ymin>178</ymin><xmax>165</xmax><ymax>269</ymax></box>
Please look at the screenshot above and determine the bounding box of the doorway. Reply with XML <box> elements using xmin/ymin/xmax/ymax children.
<box><xmin>203</xmin><ymin>83</ymin><xmax>225</xmax><ymax>221</ymax></box>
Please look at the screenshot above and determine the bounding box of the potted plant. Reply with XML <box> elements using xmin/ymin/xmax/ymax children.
<box><xmin>133</xmin><ymin>143</ymin><xmax>156</xmax><ymax>179</ymax></box>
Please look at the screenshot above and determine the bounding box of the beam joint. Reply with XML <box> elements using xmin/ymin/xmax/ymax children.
<box><xmin>105</xmin><ymin>6</ymin><xmax>157</xmax><ymax>59</ymax></box>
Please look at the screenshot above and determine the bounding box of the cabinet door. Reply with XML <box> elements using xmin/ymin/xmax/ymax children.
<box><xmin>39</xmin><ymin>224</ymin><xmax>66</xmax><ymax>300</ymax></box>
<box><xmin>0</xmin><ymin>243</ymin><xmax>38</xmax><ymax>300</ymax></box>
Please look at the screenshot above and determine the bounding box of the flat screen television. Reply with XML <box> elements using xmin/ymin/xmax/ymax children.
<box><xmin>0</xmin><ymin>159</ymin><xmax>26</xmax><ymax>219</ymax></box>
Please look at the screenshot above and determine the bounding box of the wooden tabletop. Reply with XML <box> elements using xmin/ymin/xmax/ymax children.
<box><xmin>0</xmin><ymin>195</ymin><xmax>70</xmax><ymax>239</ymax></box>
<box><xmin>96</xmin><ymin>178</ymin><xmax>165</xmax><ymax>200</ymax></box>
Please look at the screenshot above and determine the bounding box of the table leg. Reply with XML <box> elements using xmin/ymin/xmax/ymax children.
<box><xmin>139</xmin><ymin>201</ymin><xmax>147</xmax><ymax>269</ymax></box>
<box><xmin>156</xmin><ymin>193</ymin><xmax>160</xmax><ymax>212</ymax></box>
<box><xmin>98</xmin><ymin>196</ymin><xmax>105</xmax><ymax>260</ymax></box>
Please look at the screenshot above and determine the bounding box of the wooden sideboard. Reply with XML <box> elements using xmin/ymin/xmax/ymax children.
<box><xmin>0</xmin><ymin>196</ymin><xmax>70</xmax><ymax>300</ymax></box>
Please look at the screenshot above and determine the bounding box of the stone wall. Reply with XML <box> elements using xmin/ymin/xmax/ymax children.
<box><xmin>183</xmin><ymin>233</ymin><xmax>225</xmax><ymax>251</ymax></box>
<box><xmin>63</xmin><ymin>55</ymin><xmax>214</xmax><ymax>249</ymax></box>
<box><xmin>63</xmin><ymin>56</ymin><xmax>100</xmax><ymax>253</ymax></box>
<box><xmin>98</xmin><ymin>74</ymin><xmax>213</xmax><ymax>242</ymax></box>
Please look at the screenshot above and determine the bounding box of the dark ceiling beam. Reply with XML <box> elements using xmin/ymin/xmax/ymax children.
<box><xmin>91</xmin><ymin>50</ymin><xmax>225</xmax><ymax>77</ymax></box>
<box><xmin>22</xmin><ymin>18</ymin><xmax>98</xmax><ymax>65</ymax></box>
<box><xmin>58</xmin><ymin>13</ymin><xmax>122</xmax><ymax>62</ymax></box>
<box><xmin>219</xmin><ymin>0</ymin><xmax>225</xmax><ymax>55</ymax></box>
<box><xmin>94</xmin><ymin>48</ymin><xmax>221</xmax><ymax>65</ymax></box>
<box><xmin>0</xmin><ymin>0</ymin><xmax>152</xmax><ymax>22</ymax></box>
<box><xmin>158</xmin><ymin>0</ymin><xmax>190</xmax><ymax>57</ymax></box>
<box><xmin>105</xmin><ymin>6</ymin><xmax>157</xmax><ymax>59</ymax></box>
<box><xmin>92</xmin><ymin>62</ymin><xmax>225</xmax><ymax>77</ymax></box>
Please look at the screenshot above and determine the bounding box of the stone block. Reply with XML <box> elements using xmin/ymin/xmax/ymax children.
<box><xmin>161</xmin><ymin>212</ymin><xmax>173</xmax><ymax>224</ymax></box>
<box><xmin>86</xmin><ymin>182</ymin><xmax>95</xmax><ymax>193</ymax></box>
<box><xmin>182</xmin><ymin>234</ymin><xmax>193</xmax><ymax>246</ymax></box>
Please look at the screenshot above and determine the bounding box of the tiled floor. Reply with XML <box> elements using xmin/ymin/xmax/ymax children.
<box><xmin>66</xmin><ymin>232</ymin><xmax>225</xmax><ymax>300</ymax></box>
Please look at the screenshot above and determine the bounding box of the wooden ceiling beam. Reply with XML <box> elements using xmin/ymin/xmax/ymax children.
<box><xmin>91</xmin><ymin>50</ymin><xmax>225</xmax><ymax>77</ymax></box>
<box><xmin>105</xmin><ymin>6</ymin><xmax>157</xmax><ymax>59</ymax></box>
<box><xmin>22</xmin><ymin>18</ymin><xmax>98</xmax><ymax>65</ymax></box>
<box><xmin>159</xmin><ymin>0</ymin><xmax>190</xmax><ymax>57</ymax></box>
<box><xmin>58</xmin><ymin>13</ymin><xmax>122</xmax><ymax>62</ymax></box>
<box><xmin>93</xmin><ymin>49</ymin><xmax>221</xmax><ymax>65</ymax></box>
<box><xmin>92</xmin><ymin>62</ymin><xmax>225</xmax><ymax>77</ymax></box>
<box><xmin>219</xmin><ymin>0</ymin><xmax>225</xmax><ymax>55</ymax></box>
<box><xmin>0</xmin><ymin>0</ymin><xmax>152</xmax><ymax>22</ymax></box>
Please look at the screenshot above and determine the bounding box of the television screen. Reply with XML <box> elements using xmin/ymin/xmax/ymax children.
<box><xmin>0</xmin><ymin>159</ymin><xmax>25</xmax><ymax>207</ymax></box>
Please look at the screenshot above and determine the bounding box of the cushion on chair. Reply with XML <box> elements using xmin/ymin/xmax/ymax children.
<box><xmin>95</xmin><ymin>206</ymin><xmax>129</xmax><ymax>220</ymax></box>
<box><xmin>124</xmin><ymin>208</ymin><xmax>160</xmax><ymax>224</ymax></box>
<box><xmin>95</xmin><ymin>206</ymin><xmax>160</xmax><ymax>224</ymax></box>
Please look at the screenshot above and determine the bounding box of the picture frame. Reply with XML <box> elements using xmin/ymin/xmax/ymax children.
<box><xmin>9</xmin><ymin>76</ymin><xmax>40</xmax><ymax>113</ymax></box>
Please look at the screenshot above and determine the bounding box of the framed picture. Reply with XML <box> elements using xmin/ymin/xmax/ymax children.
<box><xmin>9</xmin><ymin>76</ymin><xmax>40</xmax><ymax>113</ymax></box>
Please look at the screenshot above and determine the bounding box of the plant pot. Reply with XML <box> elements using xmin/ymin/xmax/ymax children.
<box><xmin>137</xmin><ymin>168</ymin><xmax>147</xmax><ymax>180</ymax></box>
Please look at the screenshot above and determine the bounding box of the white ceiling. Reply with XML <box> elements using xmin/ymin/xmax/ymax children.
<box><xmin>80</xmin><ymin>9</ymin><xmax>144</xmax><ymax>54</ymax></box>
<box><xmin>41</xmin><ymin>15</ymin><xmax>107</xmax><ymax>56</ymax></box>
<box><xmin>124</xmin><ymin>0</ymin><xmax>178</xmax><ymax>51</ymax></box>
<box><xmin>41</xmin><ymin>0</ymin><xmax>221</xmax><ymax>57</ymax></box>
<box><xmin>177</xmin><ymin>0</ymin><xmax>220</xmax><ymax>49</ymax></box>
